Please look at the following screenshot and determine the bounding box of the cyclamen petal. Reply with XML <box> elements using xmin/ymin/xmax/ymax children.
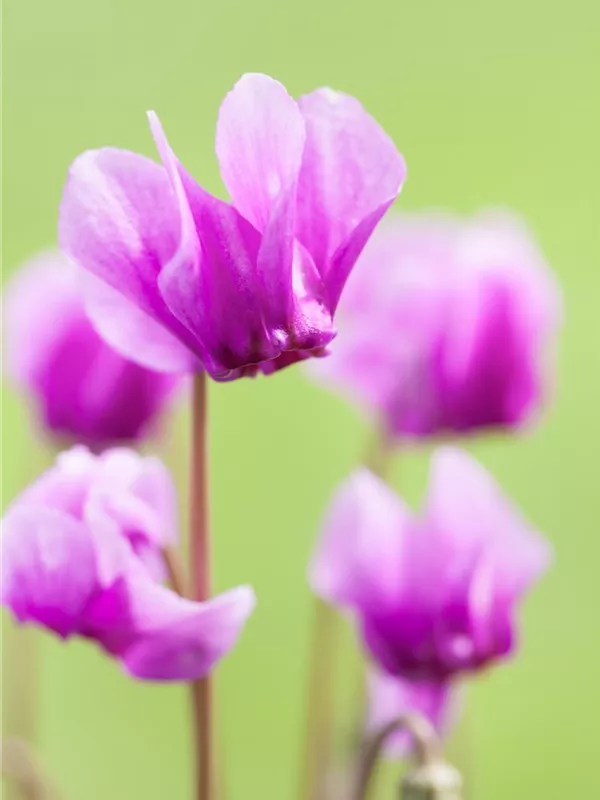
<box><xmin>85</xmin><ymin>448</ymin><xmax>179</xmax><ymax>579</ymax></box>
<box><xmin>3</xmin><ymin>252</ymin><xmax>183</xmax><ymax>444</ymax></box>
<box><xmin>309</xmin><ymin>470</ymin><xmax>412</xmax><ymax>611</ymax></box>
<box><xmin>216</xmin><ymin>73</ymin><xmax>306</xmax><ymax>233</ymax></box>
<box><xmin>150</xmin><ymin>112</ymin><xmax>279</xmax><ymax>379</ymax></box>
<box><xmin>1</xmin><ymin>447</ymin><xmax>255</xmax><ymax>682</ymax></box>
<box><xmin>16</xmin><ymin>446</ymin><xmax>98</xmax><ymax>518</ymax></box>
<box><xmin>122</xmin><ymin>584</ymin><xmax>256</xmax><ymax>680</ymax></box>
<box><xmin>59</xmin><ymin>149</ymin><xmax>177</xmax><ymax>313</ymax></box>
<box><xmin>425</xmin><ymin>448</ymin><xmax>552</xmax><ymax>595</ymax></box>
<box><xmin>311</xmin><ymin>447</ymin><xmax>550</xmax><ymax>684</ymax></box>
<box><xmin>83</xmin><ymin>273</ymin><xmax>197</xmax><ymax>373</ymax></box>
<box><xmin>3</xmin><ymin>252</ymin><xmax>81</xmax><ymax>387</ymax></box>
<box><xmin>296</xmin><ymin>89</ymin><xmax>406</xmax><ymax>308</ymax></box>
<box><xmin>1</xmin><ymin>505</ymin><xmax>97</xmax><ymax>638</ymax></box>
<box><xmin>216</xmin><ymin>75</ymin><xmax>312</xmax><ymax>342</ymax></box>
<box><xmin>59</xmin><ymin>150</ymin><xmax>201</xmax><ymax>367</ymax></box>
<box><xmin>59</xmin><ymin>73</ymin><xmax>405</xmax><ymax>380</ymax></box>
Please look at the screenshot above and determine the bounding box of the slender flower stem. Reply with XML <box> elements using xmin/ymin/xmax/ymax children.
<box><xmin>352</xmin><ymin>714</ymin><xmax>439</xmax><ymax>800</ymax></box>
<box><xmin>3</xmin><ymin>448</ymin><xmax>53</xmax><ymax>800</ymax></box>
<box><xmin>444</xmin><ymin>688</ymin><xmax>472</xmax><ymax>798</ymax></box>
<box><xmin>189</xmin><ymin>372</ymin><xmax>214</xmax><ymax>800</ymax></box>
<box><xmin>363</xmin><ymin>422</ymin><xmax>394</xmax><ymax>479</ymax></box>
<box><xmin>347</xmin><ymin>423</ymin><xmax>396</xmax><ymax>761</ymax></box>
<box><xmin>3</xmin><ymin>628</ymin><xmax>38</xmax><ymax>776</ymax></box>
<box><xmin>0</xmin><ymin>737</ymin><xmax>64</xmax><ymax>800</ymax></box>
<box><xmin>301</xmin><ymin>423</ymin><xmax>395</xmax><ymax>800</ymax></box>
<box><xmin>164</xmin><ymin>545</ymin><xmax>188</xmax><ymax>597</ymax></box>
<box><xmin>301</xmin><ymin>598</ymin><xmax>339</xmax><ymax>800</ymax></box>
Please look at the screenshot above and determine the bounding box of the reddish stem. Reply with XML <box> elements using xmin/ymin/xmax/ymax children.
<box><xmin>164</xmin><ymin>545</ymin><xmax>188</xmax><ymax>597</ymax></box>
<box><xmin>352</xmin><ymin>714</ymin><xmax>440</xmax><ymax>800</ymax></box>
<box><xmin>189</xmin><ymin>373</ymin><xmax>214</xmax><ymax>800</ymax></box>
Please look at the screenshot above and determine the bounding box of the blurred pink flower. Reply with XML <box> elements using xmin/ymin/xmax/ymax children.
<box><xmin>3</xmin><ymin>251</ymin><xmax>183</xmax><ymax>448</ymax></box>
<box><xmin>59</xmin><ymin>73</ymin><xmax>406</xmax><ymax>381</ymax></box>
<box><xmin>310</xmin><ymin>447</ymin><xmax>550</xmax><ymax>739</ymax></box>
<box><xmin>309</xmin><ymin>212</ymin><xmax>561</xmax><ymax>438</ymax></box>
<box><xmin>1</xmin><ymin>447</ymin><xmax>255</xmax><ymax>681</ymax></box>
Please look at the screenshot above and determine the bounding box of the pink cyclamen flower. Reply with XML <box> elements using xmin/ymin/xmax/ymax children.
<box><xmin>310</xmin><ymin>447</ymin><xmax>551</xmax><ymax>743</ymax></box>
<box><xmin>310</xmin><ymin>212</ymin><xmax>561</xmax><ymax>438</ymax></box>
<box><xmin>58</xmin><ymin>73</ymin><xmax>406</xmax><ymax>381</ymax></box>
<box><xmin>3</xmin><ymin>251</ymin><xmax>183</xmax><ymax>449</ymax></box>
<box><xmin>1</xmin><ymin>447</ymin><xmax>255</xmax><ymax>681</ymax></box>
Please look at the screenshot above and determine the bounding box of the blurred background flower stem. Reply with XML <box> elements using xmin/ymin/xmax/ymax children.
<box><xmin>351</xmin><ymin>714</ymin><xmax>441</xmax><ymax>800</ymax></box>
<box><xmin>2</xmin><ymin>446</ymin><xmax>57</xmax><ymax>800</ymax></box>
<box><xmin>1</xmin><ymin>737</ymin><xmax>64</xmax><ymax>800</ymax></box>
<box><xmin>301</xmin><ymin>425</ymin><xmax>396</xmax><ymax>800</ymax></box>
<box><xmin>363</xmin><ymin>425</ymin><xmax>394</xmax><ymax>481</ymax></box>
<box><xmin>301</xmin><ymin>599</ymin><xmax>339</xmax><ymax>800</ymax></box>
<box><xmin>2</xmin><ymin>631</ymin><xmax>39</xmax><ymax>800</ymax></box>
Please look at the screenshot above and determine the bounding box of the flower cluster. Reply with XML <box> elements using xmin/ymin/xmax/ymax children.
<box><xmin>310</xmin><ymin>211</ymin><xmax>561</xmax><ymax>438</ymax></box>
<box><xmin>2</xmin><ymin>70</ymin><xmax>559</xmax><ymax>798</ymax></box>
<box><xmin>310</xmin><ymin>449</ymin><xmax>551</xmax><ymax>751</ymax></box>
<box><xmin>3</xmin><ymin>251</ymin><xmax>183</xmax><ymax>449</ymax></box>
<box><xmin>1</xmin><ymin>446</ymin><xmax>254</xmax><ymax>680</ymax></box>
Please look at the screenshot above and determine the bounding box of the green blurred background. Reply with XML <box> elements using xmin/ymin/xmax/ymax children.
<box><xmin>2</xmin><ymin>1</ymin><xmax>599</xmax><ymax>798</ymax></box>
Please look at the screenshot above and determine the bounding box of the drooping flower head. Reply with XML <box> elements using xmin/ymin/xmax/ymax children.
<box><xmin>3</xmin><ymin>251</ymin><xmax>183</xmax><ymax>449</ymax></box>
<box><xmin>1</xmin><ymin>447</ymin><xmax>255</xmax><ymax>680</ymax></box>
<box><xmin>310</xmin><ymin>448</ymin><xmax>550</xmax><ymax>740</ymax></box>
<box><xmin>59</xmin><ymin>73</ymin><xmax>406</xmax><ymax>381</ymax></box>
<box><xmin>310</xmin><ymin>212</ymin><xmax>561</xmax><ymax>438</ymax></box>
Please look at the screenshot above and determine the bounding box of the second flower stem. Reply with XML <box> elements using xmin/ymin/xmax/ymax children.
<box><xmin>301</xmin><ymin>426</ymin><xmax>394</xmax><ymax>800</ymax></box>
<box><xmin>350</xmin><ymin>424</ymin><xmax>395</xmax><ymax>753</ymax></box>
<box><xmin>302</xmin><ymin>598</ymin><xmax>339</xmax><ymax>800</ymax></box>
<box><xmin>190</xmin><ymin>372</ymin><xmax>214</xmax><ymax>800</ymax></box>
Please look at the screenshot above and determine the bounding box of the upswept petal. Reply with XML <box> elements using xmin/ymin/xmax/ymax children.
<box><xmin>459</xmin><ymin>211</ymin><xmax>563</xmax><ymax>344</ymax></box>
<box><xmin>437</xmin><ymin>275</ymin><xmax>531</xmax><ymax>429</ymax></box>
<box><xmin>83</xmin><ymin>491</ymin><xmax>150</xmax><ymax>589</ymax></box>
<box><xmin>425</xmin><ymin>448</ymin><xmax>552</xmax><ymax>596</ymax></box>
<box><xmin>2</xmin><ymin>252</ymin><xmax>81</xmax><ymax>385</ymax></box>
<box><xmin>216</xmin><ymin>74</ymin><xmax>308</xmax><ymax>337</ymax></box>
<box><xmin>59</xmin><ymin>147</ymin><xmax>201</xmax><ymax>371</ymax></box>
<box><xmin>121</xmin><ymin>583</ymin><xmax>257</xmax><ymax>680</ymax></box>
<box><xmin>59</xmin><ymin>148</ymin><xmax>177</xmax><ymax>316</ymax></box>
<box><xmin>1</xmin><ymin>505</ymin><xmax>97</xmax><ymax>637</ymax></box>
<box><xmin>309</xmin><ymin>470</ymin><xmax>411</xmax><ymax>611</ymax></box>
<box><xmin>216</xmin><ymin>73</ymin><xmax>306</xmax><ymax>233</ymax></box>
<box><xmin>326</xmin><ymin>202</ymin><xmax>400</xmax><ymax>313</ymax></box>
<box><xmin>13</xmin><ymin>446</ymin><xmax>98</xmax><ymax>520</ymax></box>
<box><xmin>296</xmin><ymin>89</ymin><xmax>406</xmax><ymax>295</ymax></box>
<box><xmin>90</xmin><ymin>449</ymin><xmax>178</xmax><ymax>549</ymax></box>
<box><xmin>150</xmin><ymin>113</ymin><xmax>276</xmax><ymax>380</ymax></box>
<box><xmin>83</xmin><ymin>273</ymin><xmax>197</xmax><ymax>373</ymax></box>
